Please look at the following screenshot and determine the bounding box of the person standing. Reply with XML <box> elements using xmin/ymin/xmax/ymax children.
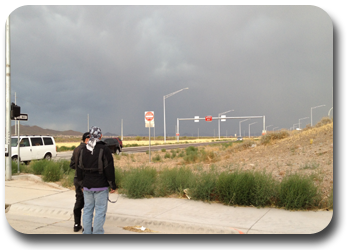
<box><xmin>77</xmin><ymin>126</ymin><xmax>117</xmax><ymax>234</ymax></box>
<box><xmin>69</xmin><ymin>132</ymin><xmax>90</xmax><ymax>232</ymax></box>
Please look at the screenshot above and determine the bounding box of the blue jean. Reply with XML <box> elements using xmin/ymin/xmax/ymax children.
<box><xmin>83</xmin><ymin>189</ymin><xmax>108</xmax><ymax>234</ymax></box>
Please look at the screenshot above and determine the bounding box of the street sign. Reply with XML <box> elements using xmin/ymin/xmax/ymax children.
<box><xmin>14</xmin><ymin>113</ymin><xmax>28</xmax><ymax>121</ymax></box>
<box><xmin>221</xmin><ymin>115</ymin><xmax>226</xmax><ymax>122</ymax></box>
<box><xmin>176</xmin><ymin>133</ymin><xmax>179</xmax><ymax>136</ymax></box>
<box><xmin>205</xmin><ymin>116</ymin><xmax>212</xmax><ymax>122</ymax></box>
<box><xmin>194</xmin><ymin>116</ymin><xmax>199</xmax><ymax>122</ymax></box>
<box><xmin>145</xmin><ymin>111</ymin><xmax>154</xmax><ymax>128</ymax></box>
<box><xmin>145</xmin><ymin>111</ymin><xmax>154</xmax><ymax>122</ymax></box>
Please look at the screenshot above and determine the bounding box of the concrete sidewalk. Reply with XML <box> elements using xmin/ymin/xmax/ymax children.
<box><xmin>5</xmin><ymin>174</ymin><xmax>333</xmax><ymax>234</ymax></box>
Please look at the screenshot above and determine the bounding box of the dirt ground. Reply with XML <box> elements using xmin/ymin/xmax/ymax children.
<box><xmin>113</xmin><ymin>122</ymin><xmax>333</xmax><ymax>202</ymax></box>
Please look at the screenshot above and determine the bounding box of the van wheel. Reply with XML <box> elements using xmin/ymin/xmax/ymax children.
<box><xmin>44</xmin><ymin>153</ymin><xmax>52</xmax><ymax>160</ymax></box>
<box><xmin>12</xmin><ymin>156</ymin><xmax>18</xmax><ymax>162</ymax></box>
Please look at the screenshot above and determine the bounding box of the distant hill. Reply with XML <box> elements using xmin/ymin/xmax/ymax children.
<box><xmin>104</xmin><ymin>132</ymin><xmax>118</xmax><ymax>136</ymax></box>
<box><xmin>11</xmin><ymin>124</ymin><xmax>83</xmax><ymax>136</ymax></box>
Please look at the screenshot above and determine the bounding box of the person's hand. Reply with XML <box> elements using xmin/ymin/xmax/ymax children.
<box><xmin>110</xmin><ymin>189</ymin><xmax>115</xmax><ymax>193</ymax></box>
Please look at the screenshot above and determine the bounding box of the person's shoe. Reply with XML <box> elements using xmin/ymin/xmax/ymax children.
<box><xmin>74</xmin><ymin>224</ymin><xmax>82</xmax><ymax>232</ymax></box>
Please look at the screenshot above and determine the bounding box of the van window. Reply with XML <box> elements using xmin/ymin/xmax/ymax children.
<box><xmin>20</xmin><ymin>138</ymin><xmax>30</xmax><ymax>147</ymax></box>
<box><xmin>30</xmin><ymin>137</ymin><xmax>43</xmax><ymax>146</ymax></box>
<box><xmin>43</xmin><ymin>137</ymin><xmax>54</xmax><ymax>145</ymax></box>
<box><xmin>11</xmin><ymin>138</ymin><xmax>18</xmax><ymax>147</ymax></box>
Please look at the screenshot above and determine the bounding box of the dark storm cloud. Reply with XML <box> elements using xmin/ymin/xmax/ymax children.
<box><xmin>9</xmin><ymin>5</ymin><xmax>332</xmax><ymax>136</ymax></box>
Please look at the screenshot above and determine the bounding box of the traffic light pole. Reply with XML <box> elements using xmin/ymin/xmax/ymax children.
<box><xmin>5</xmin><ymin>16</ymin><xmax>12</xmax><ymax>181</ymax></box>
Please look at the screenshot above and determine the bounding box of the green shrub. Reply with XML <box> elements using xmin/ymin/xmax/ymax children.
<box><xmin>216</xmin><ymin>169</ymin><xmax>278</xmax><ymax>207</ymax></box>
<box><xmin>61</xmin><ymin>171</ymin><xmax>75</xmax><ymax>188</ymax></box>
<box><xmin>328</xmin><ymin>188</ymin><xmax>333</xmax><ymax>209</ymax></box>
<box><xmin>56</xmin><ymin>159</ymin><xmax>71</xmax><ymax>174</ymax></box>
<box><xmin>121</xmin><ymin>167</ymin><xmax>157</xmax><ymax>198</ymax></box>
<box><xmin>250</xmin><ymin>171</ymin><xmax>278</xmax><ymax>207</ymax></box>
<box><xmin>164</xmin><ymin>152</ymin><xmax>171</xmax><ymax>159</ymax></box>
<box><xmin>161</xmin><ymin>148</ymin><xmax>166</xmax><ymax>152</ymax></box>
<box><xmin>31</xmin><ymin>160</ymin><xmax>48</xmax><ymax>175</ymax></box>
<box><xmin>277</xmin><ymin>173</ymin><xmax>321</xmax><ymax>210</ymax></box>
<box><xmin>189</xmin><ymin>170</ymin><xmax>218</xmax><ymax>201</ymax></box>
<box><xmin>57</xmin><ymin>146</ymin><xmax>76</xmax><ymax>152</ymax></box>
<box><xmin>11</xmin><ymin>160</ymin><xmax>26</xmax><ymax>174</ymax></box>
<box><xmin>219</xmin><ymin>170</ymin><xmax>255</xmax><ymax>205</ymax></box>
<box><xmin>183</xmin><ymin>146</ymin><xmax>199</xmax><ymax>163</ymax></box>
<box><xmin>42</xmin><ymin>161</ymin><xmax>63</xmax><ymax>182</ymax></box>
<box><xmin>152</xmin><ymin>154</ymin><xmax>161</xmax><ymax>162</ymax></box>
<box><xmin>185</xmin><ymin>146</ymin><xmax>198</xmax><ymax>154</ymax></box>
<box><xmin>170</xmin><ymin>150</ymin><xmax>177</xmax><ymax>159</ymax></box>
<box><xmin>124</xmin><ymin>143</ymin><xmax>139</xmax><ymax>148</ymax></box>
<box><xmin>114</xmin><ymin>167</ymin><xmax>124</xmax><ymax>188</ymax></box>
<box><xmin>182</xmin><ymin>146</ymin><xmax>219</xmax><ymax>164</ymax></box>
<box><xmin>178</xmin><ymin>150</ymin><xmax>185</xmax><ymax>157</ymax></box>
<box><xmin>155</xmin><ymin>166</ymin><xmax>195</xmax><ymax>197</ymax></box>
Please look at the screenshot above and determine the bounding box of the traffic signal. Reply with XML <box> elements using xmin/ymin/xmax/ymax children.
<box><xmin>11</xmin><ymin>102</ymin><xmax>20</xmax><ymax>119</ymax></box>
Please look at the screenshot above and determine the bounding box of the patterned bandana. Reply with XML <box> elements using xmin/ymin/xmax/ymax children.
<box><xmin>86</xmin><ymin>126</ymin><xmax>102</xmax><ymax>154</ymax></box>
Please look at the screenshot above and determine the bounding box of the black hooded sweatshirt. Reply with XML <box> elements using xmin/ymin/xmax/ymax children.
<box><xmin>77</xmin><ymin>141</ymin><xmax>117</xmax><ymax>190</ymax></box>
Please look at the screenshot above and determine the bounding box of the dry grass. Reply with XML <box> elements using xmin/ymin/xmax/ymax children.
<box><xmin>122</xmin><ymin>226</ymin><xmax>159</xmax><ymax>233</ymax></box>
<box><xmin>56</xmin><ymin>138</ymin><xmax>239</xmax><ymax>148</ymax></box>
<box><xmin>55</xmin><ymin>142</ymin><xmax>81</xmax><ymax>148</ymax></box>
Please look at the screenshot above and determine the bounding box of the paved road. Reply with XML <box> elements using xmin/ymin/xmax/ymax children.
<box><xmin>55</xmin><ymin>140</ymin><xmax>235</xmax><ymax>160</ymax></box>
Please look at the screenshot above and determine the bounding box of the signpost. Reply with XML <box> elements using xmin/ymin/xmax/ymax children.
<box><xmin>14</xmin><ymin>113</ymin><xmax>28</xmax><ymax>173</ymax></box>
<box><xmin>145</xmin><ymin>111</ymin><xmax>154</xmax><ymax>163</ymax></box>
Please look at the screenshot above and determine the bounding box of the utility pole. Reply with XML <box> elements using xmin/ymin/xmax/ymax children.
<box><xmin>121</xmin><ymin>119</ymin><xmax>123</xmax><ymax>140</ymax></box>
<box><xmin>163</xmin><ymin>87</ymin><xmax>189</xmax><ymax>142</ymax></box>
<box><xmin>87</xmin><ymin>114</ymin><xmax>89</xmax><ymax>131</ymax></box>
<box><xmin>5</xmin><ymin>16</ymin><xmax>12</xmax><ymax>181</ymax></box>
<box><xmin>14</xmin><ymin>92</ymin><xmax>16</xmax><ymax>135</ymax></box>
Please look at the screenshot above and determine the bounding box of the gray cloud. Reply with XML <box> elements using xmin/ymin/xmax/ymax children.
<box><xmin>9</xmin><ymin>5</ymin><xmax>332</xmax><ymax>136</ymax></box>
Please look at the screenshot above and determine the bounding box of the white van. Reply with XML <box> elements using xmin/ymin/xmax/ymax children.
<box><xmin>11</xmin><ymin>135</ymin><xmax>57</xmax><ymax>163</ymax></box>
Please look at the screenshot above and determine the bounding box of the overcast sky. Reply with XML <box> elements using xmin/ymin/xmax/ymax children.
<box><xmin>7</xmin><ymin>5</ymin><xmax>332</xmax><ymax>136</ymax></box>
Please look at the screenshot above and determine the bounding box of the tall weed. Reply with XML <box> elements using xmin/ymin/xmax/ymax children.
<box><xmin>216</xmin><ymin>169</ymin><xmax>278</xmax><ymax>207</ymax></box>
<box><xmin>121</xmin><ymin>167</ymin><xmax>157</xmax><ymax>198</ymax></box>
<box><xmin>277</xmin><ymin>173</ymin><xmax>321</xmax><ymax>210</ymax></box>
<box><xmin>61</xmin><ymin>171</ymin><xmax>75</xmax><ymax>188</ymax></box>
<box><xmin>261</xmin><ymin>131</ymin><xmax>290</xmax><ymax>145</ymax></box>
<box><xmin>190</xmin><ymin>170</ymin><xmax>218</xmax><ymax>201</ymax></box>
<box><xmin>155</xmin><ymin>166</ymin><xmax>195</xmax><ymax>196</ymax></box>
<box><xmin>42</xmin><ymin>161</ymin><xmax>63</xmax><ymax>182</ymax></box>
<box><xmin>31</xmin><ymin>160</ymin><xmax>48</xmax><ymax>175</ymax></box>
